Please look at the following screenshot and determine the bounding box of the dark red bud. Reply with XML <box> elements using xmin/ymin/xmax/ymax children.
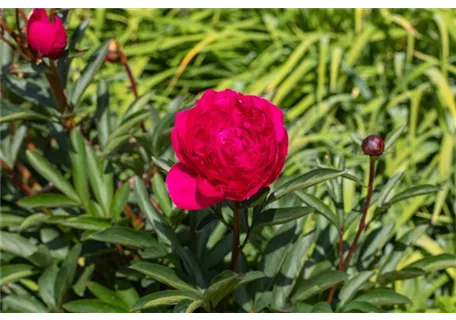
<box><xmin>361</xmin><ymin>135</ymin><xmax>384</xmax><ymax>156</ymax></box>
<box><xmin>104</xmin><ymin>40</ymin><xmax>120</xmax><ymax>63</ymax></box>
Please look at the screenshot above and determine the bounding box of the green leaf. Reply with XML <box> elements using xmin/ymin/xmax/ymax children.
<box><xmin>89</xmin><ymin>227</ymin><xmax>161</xmax><ymax>249</ymax></box>
<box><xmin>71</xmin><ymin>40</ymin><xmax>110</xmax><ymax>106</ymax></box>
<box><xmin>139</xmin><ymin>243</ymin><xmax>171</xmax><ymax>259</ymax></box>
<box><xmin>26</xmin><ymin>150</ymin><xmax>80</xmax><ymax>203</ymax></box>
<box><xmin>103</xmin><ymin>109</ymin><xmax>151</xmax><ymax>155</ymax></box>
<box><xmin>271</xmin><ymin>231</ymin><xmax>316</xmax><ymax>310</ymax></box>
<box><xmin>173</xmin><ymin>299</ymin><xmax>204</xmax><ymax>313</ymax></box>
<box><xmin>239</xmin><ymin>271</ymin><xmax>265</xmax><ymax>286</ymax></box>
<box><xmin>384</xmin><ymin>123</ymin><xmax>407</xmax><ymax>152</ymax></box>
<box><xmin>406</xmin><ymin>254</ymin><xmax>456</xmax><ymax>272</ymax></box>
<box><xmin>151</xmin><ymin>156</ymin><xmax>174</xmax><ymax>173</ymax></box>
<box><xmin>311</xmin><ymin>302</ymin><xmax>333</xmax><ymax>313</ymax></box>
<box><xmin>296</xmin><ymin>191</ymin><xmax>339</xmax><ymax>226</ymax></box>
<box><xmin>131</xmin><ymin>290</ymin><xmax>198</xmax><ymax>311</ymax></box>
<box><xmin>38</xmin><ymin>263</ymin><xmax>59</xmax><ymax>310</ymax></box>
<box><xmin>377</xmin><ymin>171</ymin><xmax>405</xmax><ymax>208</ymax></box>
<box><xmin>48</xmin><ymin>215</ymin><xmax>111</xmax><ymax>231</ymax></box>
<box><xmin>338</xmin><ymin>271</ymin><xmax>374</xmax><ymax>305</ymax></box>
<box><xmin>0</xmin><ymin>213</ymin><xmax>24</xmax><ymax>228</ymax></box>
<box><xmin>129</xmin><ymin>261</ymin><xmax>200</xmax><ymax>296</ymax></box>
<box><xmin>115</xmin><ymin>281</ymin><xmax>140</xmax><ymax>310</ymax></box>
<box><xmin>387</xmin><ymin>184</ymin><xmax>440</xmax><ymax>205</ymax></box>
<box><xmin>134</xmin><ymin>177</ymin><xmax>178</xmax><ymax>248</ymax></box>
<box><xmin>110</xmin><ymin>183</ymin><xmax>130</xmax><ymax>221</ymax></box>
<box><xmin>205</xmin><ymin>271</ymin><xmax>242</xmax><ymax>307</ymax></box>
<box><xmin>96</xmin><ymin>80</ymin><xmax>111</xmax><ymax>148</ymax></box>
<box><xmin>2</xmin><ymin>295</ymin><xmax>48</xmax><ymax>313</ymax></box>
<box><xmin>55</xmin><ymin>244</ymin><xmax>81</xmax><ymax>308</ymax></box>
<box><xmin>73</xmin><ymin>264</ymin><xmax>95</xmax><ymax>297</ymax></box>
<box><xmin>342</xmin><ymin>301</ymin><xmax>384</xmax><ymax>313</ymax></box>
<box><xmin>377</xmin><ymin>268</ymin><xmax>425</xmax><ymax>284</ymax></box>
<box><xmin>271</xmin><ymin>168</ymin><xmax>347</xmax><ymax>201</ymax></box>
<box><xmin>292</xmin><ymin>270</ymin><xmax>348</xmax><ymax>302</ymax></box>
<box><xmin>0</xmin><ymin>104</ymin><xmax>50</xmax><ymax>123</ymax></box>
<box><xmin>17</xmin><ymin>193</ymin><xmax>80</xmax><ymax>208</ymax></box>
<box><xmin>0</xmin><ymin>263</ymin><xmax>36</xmax><ymax>286</ymax></box>
<box><xmin>151</xmin><ymin>173</ymin><xmax>172</xmax><ymax>216</ymax></box>
<box><xmin>0</xmin><ymin>231</ymin><xmax>51</xmax><ymax>267</ymax></box>
<box><xmin>85</xmin><ymin>144</ymin><xmax>113</xmax><ymax>216</ymax></box>
<box><xmin>19</xmin><ymin>213</ymin><xmax>49</xmax><ymax>231</ymax></box>
<box><xmin>354</xmin><ymin>288</ymin><xmax>411</xmax><ymax>306</ymax></box>
<box><xmin>255</xmin><ymin>206</ymin><xmax>314</xmax><ymax>228</ymax></box>
<box><xmin>70</xmin><ymin>130</ymin><xmax>90</xmax><ymax>207</ymax></box>
<box><xmin>63</xmin><ymin>299</ymin><xmax>128</xmax><ymax>313</ymax></box>
<box><xmin>87</xmin><ymin>281</ymin><xmax>129</xmax><ymax>309</ymax></box>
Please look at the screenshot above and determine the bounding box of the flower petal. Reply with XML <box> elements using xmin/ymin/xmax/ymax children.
<box><xmin>166</xmin><ymin>163</ymin><xmax>224</xmax><ymax>210</ymax></box>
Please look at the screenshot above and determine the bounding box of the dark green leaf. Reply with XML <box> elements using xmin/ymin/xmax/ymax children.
<box><xmin>255</xmin><ymin>206</ymin><xmax>314</xmax><ymax>228</ymax></box>
<box><xmin>73</xmin><ymin>264</ymin><xmax>95</xmax><ymax>297</ymax></box>
<box><xmin>387</xmin><ymin>185</ymin><xmax>440</xmax><ymax>205</ymax></box>
<box><xmin>26</xmin><ymin>150</ymin><xmax>80</xmax><ymax>203</ymax></box>
<box><xmin>296</xmin><ymin>191</ymin><xmax>339</xmax><ymax>226</ymax></box>
<box><xmin>71</xmin><ymin>40</ymin><xmax>110</xmax><ymax>106</ymax></box>
<box><xmin>0</xmin><ymin>263</ymin><xmax>36</xmax><ymax>286</ymax></box>
<box><xmin>311</xmin><ymin>302</ymin><xmax>333</xmax><ymax>313</ymax></box>
<box><xmin>48</xmin><ymin>215</ymin><xmax>111</xmax><ymax>231</ymax></box>
<box><xmin>89</xmin><ymin>227</ymin><xmax>161</xmax><ymax>249</ymax></box>
<box><xmin>271</xmin><ymin>168</ymin><xmax>347</xmax><ymax>201</ymax></box>
<box><xmin>87</xmin><ymin>281</ymin><xmax>129</xmax><ymax>309</ymax></box>
<box><xmin>38</xmin><ymin>263</ymin><xmax>59</xmax><ymax>310</ymax></box>
<box><xmin>55</xmin><ymin>244</ymin><xmax>81</xmax><ymax>308</ymax></box>
<box><xmin>131</xmin><ymin>290</ymin><xmax>199</xmax><ymax>311</ymax></box>
<box><xmin>292</xmin><ymin>270</ymin><xmax>348</xmax><ymax>302</ymax></box>
<box><xmin>151</xmin><ymin>173</ymin><xmax>172</xmax><ymax>216</ymax></box>
<box><xmin>19</xmin><ymin>213</ymin><xmax>49</xmax><ymax>231</ymax></box>
<box><xmin>63</xmin><ymin>299</ymin><xmax>127</xmax><ymax>313</ymax></box>
<box><xmin>151</xmin><ymin>156</ymin><xmax>174</xmax><ymax>173</ymax></box>
<box><xmin>2</xmin><ymin>295</ymin><xmax>48</xmax><ymax>313</ymax></box>
<box><xmin>70</xmin><ymin>130</ymin><xmax>90</xmax><ymax>207</ymax></box>
<box><xmin>377</xmin><ymin>268</ymin><xmax>425</xmax><ymax>284</ymax></box>
<box><xmin>110</xmin><ymin>183</ymin><xmax>130</xmax><ymax>221</ymax></box>
<box><xmin>18</xmin><ymin>193</ymin><xmax>79</xmax><ymax>208</ymax></box>
<box><xmin>354</xmin><ymin>288</ymin><xmax>411</xmax><ymax>306</ymax></box>
<box><xmin>96</xmin><ymin>80</ymin><xmax>111</xmax><ymax>148</ymax></box>
<box><xmin>338</xmin><ymin>271</ymin><xmax>373</xmax><ymax>305</ymax></box>
<box><xmin>129</xmin><ymin>261</ymin><xmax>200</xmax><ymax>296</ymax></box>
<box><xmin>0</xmin><ymin>104</ymin><xmax>50</xmax><ymax>123</ymax></box>
<box><xmin>205</xmin><ymin>270</ymin><xmax>241</xmax><ymax>307</ymax></box>
<box><xmin>406</xmin><ymin>254</ymin><xmax>456</xmax><ymax>272</ymax></box>
<box><xmin>342</xmin><ymin>301</ymin><xmax>384</xmax><ymax>313</ymax></box>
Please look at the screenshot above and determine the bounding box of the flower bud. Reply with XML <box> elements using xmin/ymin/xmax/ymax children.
<box><xmin>361</xmin><ymin>135</ymin><xmax>384</xmax><ymax>156</ymax></box>
<box><xmin>27</xmin><ymin>9</ymin><xmax>67</xmax><ymax>59</ymax></box>
<box><xmin>104</xmin><ymin>40</ymin><xmax>120</xmax><ymax>63</ymax></box>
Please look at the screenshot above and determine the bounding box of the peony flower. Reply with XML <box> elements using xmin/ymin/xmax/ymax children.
<box><xmin>27</xmin><ymin>9</ymin><xmax>67</xmax><ymax>59</ymax></box>
<box><xmin>166</xmin><ymin>89</ymin><xmax>288</xmax><ymax>210</ymax></box>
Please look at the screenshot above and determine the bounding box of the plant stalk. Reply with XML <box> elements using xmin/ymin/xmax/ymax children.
<box><xmin>230</xmin><ymin>201</ymin><xmax>241</xmax><ymax>271</ymax></box>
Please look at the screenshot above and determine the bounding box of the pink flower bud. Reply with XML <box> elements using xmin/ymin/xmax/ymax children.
<box><xmin>361</xmin><ymin>135</ymin><xmax>384</xmax><ymax>156</ymax></box>
<box><xmin>27</xmin><ymin>9</ymin><xmax>67</xmax><ymax>59</ymax></box>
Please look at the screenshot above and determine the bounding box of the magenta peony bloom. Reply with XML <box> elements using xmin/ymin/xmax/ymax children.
<box><xmin>166</xmin><ymin>89</ymin><xmax>288</xmax><ymax>210</ymax></box>
<box><xmin>27</xmin><ymin>9</ymin><xmax>67</xmax><ymax>59</ymax></box>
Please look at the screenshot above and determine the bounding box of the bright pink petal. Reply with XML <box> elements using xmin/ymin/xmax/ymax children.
<box><xmin>166</xmin><ymin>163</ymin><xmax>224</xmax><ymax>210</ymax></box>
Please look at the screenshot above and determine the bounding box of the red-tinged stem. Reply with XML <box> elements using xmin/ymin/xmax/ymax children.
<box><xmin>230</xmin><ymin>202</ymin><xmax>241</xmax><ymax>271</ymax></box>
<box><xmin>0</xmin><ymin>159</ymin><xmax>33</xmax><ymax>195</ymax></box>
<box><xmin>340</xmin><ymin>157</ymin><xmax>375</xmax><ymax>270</ymax></box>
<box><xmin>327</xmin><ymin>157</ymin><xmax>376</xmax><ymax>304</ymax></box>
<box><xmin>119</xmin><ymin>51</ymin><xmax>138</xmax><ymax>97</ymax></box>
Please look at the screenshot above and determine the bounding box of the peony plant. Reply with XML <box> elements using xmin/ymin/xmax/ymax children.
<box><xmin>0</xmin><ymin>8</ymin><xmax>453</xmax><ymax>314</ymax></box>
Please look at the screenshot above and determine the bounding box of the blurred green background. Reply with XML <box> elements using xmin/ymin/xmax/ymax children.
<box><xmin>2</xmin><ymin>8</ymin><xmax>456</xmax><ymax>312</ymax></box>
